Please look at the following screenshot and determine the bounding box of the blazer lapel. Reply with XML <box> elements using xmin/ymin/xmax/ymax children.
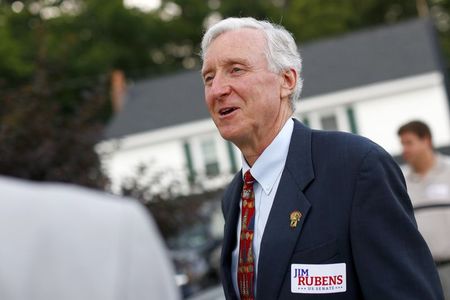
<box><xmin>256</xmin><ymin>119</ymin><xmax>315</xmax><ymax>299</ymax></box>
<box><xmin>220</xmin><ymin>173</ymin><xmax>243</xmax><ymax>300</ymax></box>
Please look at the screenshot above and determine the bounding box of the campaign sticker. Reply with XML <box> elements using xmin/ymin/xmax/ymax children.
<box><xmin>291</xmin><ymin>263</ymin><xmax>346</xmax><ymax>294</ymax></box>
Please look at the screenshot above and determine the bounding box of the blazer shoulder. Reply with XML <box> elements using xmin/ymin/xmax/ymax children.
<box><xmin>292</xmin><ymin>119</ymin><xmax>380</xmax><ymax>159</ymax></box>
<box><xmin>310</xmin><ymin>129</ymin><xmax>387</xmax><ymax>160</ymax></box>
<box><xmin>308</xmin><ymin>129</ymin><xmax>403</xmax><ymax>186</ymax></box>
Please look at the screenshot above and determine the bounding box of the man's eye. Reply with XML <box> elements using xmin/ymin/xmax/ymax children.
<box><xmin>204</xmin><ymin>75</ymin><xmax>214</xmax><ymax>83</ymax></box>
<box><xmin>231</xmin><ymin>67</ymin><xmax>242</xmax><ymax>73</ymax></box>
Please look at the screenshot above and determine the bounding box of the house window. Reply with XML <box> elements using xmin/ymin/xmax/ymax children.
<box><xmin>301</xmin><ymin>107</ymin><xmax>355</xmax><ymax>133</ymax></box>
<box><xmin>201</xmin><ymin>139</ymin><xmax>220</xmax><ymax>177</ymax></box>
<box><xmin>320</xmin><ymin>114</ymin><xmax>338</xmax><ymax>131</ymax></box>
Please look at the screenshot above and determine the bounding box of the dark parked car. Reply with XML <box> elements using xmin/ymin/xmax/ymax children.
<box><xmin>168</xmin><ymin>223</ymin><xmax>221</xmax><ymax>298</ymax></box>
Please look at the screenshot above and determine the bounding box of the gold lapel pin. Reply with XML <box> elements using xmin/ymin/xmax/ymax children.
<box><xmin>290</xmin><ymin>211</ymin><xmax>302</xmax><ymax>228</ymax></box>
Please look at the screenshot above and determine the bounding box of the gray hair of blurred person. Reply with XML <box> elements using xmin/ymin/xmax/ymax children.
<box><xmin>200</xmin><ymin>17</ymin><xmax>303</xmax><ymax>110</ymax></box>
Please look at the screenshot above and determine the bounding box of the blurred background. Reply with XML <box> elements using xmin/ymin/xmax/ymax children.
<box><xmin>1</xmin><ymin>0</ymin><xmax>450</xmax><ymax>299</ymax></box>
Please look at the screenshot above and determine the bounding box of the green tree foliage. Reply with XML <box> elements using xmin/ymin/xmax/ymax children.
<box><xmin>0</xmin><ymin>81</ymin><xmax>109</xmax><ymax>188</ymax></box>
<box><xmin>0</xmin><ymin>0</ymin><xmax>449</xmax><ymax>189</ymax></box>
<box><xmin>120</xmin><ymin>162</ymin><xmax>224</xmax><ymax>238</ymax></box>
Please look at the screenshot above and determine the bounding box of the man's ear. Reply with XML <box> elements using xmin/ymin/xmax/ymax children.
<box><xmin>280</xmin><ymin>68</ymin><xmax>297</xmax><ymax>99</ymax></box>
<box><xmin>425</xmin><ymin>136</ymin><xmax>434</xmax><ymax>149</ymax></box>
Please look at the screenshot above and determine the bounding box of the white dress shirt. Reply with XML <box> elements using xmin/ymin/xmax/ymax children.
<box><xmin>404</xmin><ymin>154</ymin><xmax>450</xmax><ymax>261</ymax></box>
<box><xmin>231</xmin><ymin>118</ymin><xmax>294</xmax><ymax>297</ymax></box>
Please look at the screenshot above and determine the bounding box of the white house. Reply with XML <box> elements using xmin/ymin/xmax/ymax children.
<box><xmin>97</xmin><ymin>18</ymin><xmax>450</xmax><ymax>193</ymax></box>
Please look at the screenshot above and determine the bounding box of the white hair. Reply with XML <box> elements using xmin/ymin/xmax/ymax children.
<box><xmin>200</xmin><ymin>17</ymin><xmax>303</xmax><ymax>109</ymax></box>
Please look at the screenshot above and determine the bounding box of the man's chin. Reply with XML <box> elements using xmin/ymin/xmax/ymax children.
<box><xmin>218</xmin><ymin>128</ymin><xmax>239</xmax><ymax>143</ymax></box>
<box><xmin>402</xmin><ymin>155</ymin><xmax>412</xmax><ymax>164</ymax></box>
<box><xmin>219</xmin><ymin>131</ymin><xmax>236</xmax><ymax>142</ymax></box>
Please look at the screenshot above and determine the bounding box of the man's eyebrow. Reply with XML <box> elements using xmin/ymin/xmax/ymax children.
<box><xmin>225</xmin><ymin>57</ymin><xmax>251</xmax><ymax>66</ymax></box>
<box><xmin>201</xmin><ymin>57</ymin><xmax>251</xmax><ymax>77</ymax></box>
<box><xmin>201</xmin><ymin>67</ymin><xmax>211</xmax><ymax>77</ymax></box>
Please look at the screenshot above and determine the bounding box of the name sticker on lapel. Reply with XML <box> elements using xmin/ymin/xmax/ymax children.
<box><xmin>291</xmin><ymin>263</ymin><xmax>346</xmax><ymax>294</ymax></box>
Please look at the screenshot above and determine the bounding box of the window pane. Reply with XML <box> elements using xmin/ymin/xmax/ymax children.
<box><xmin>321</xmin><ymin>115</ymin><xmax>338</xmax><ymax>131</ymax></box>
<box><xmin>205</xmin><ymin>162</ymin><xmax>220</xmax><ymax>177</ymax></box>
<box><xmin>201</xmin><ymin>139</ymin><xmax>219</xmax><ymax>176</ymax></box>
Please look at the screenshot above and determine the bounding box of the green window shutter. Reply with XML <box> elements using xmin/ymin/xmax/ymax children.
<box><xmin>227</xmin><ymin>141</ymin><xmax>238</xmax><ymax>174</ymax></box>
<box><xmin>346</xmin><ymin>107</ymin><xmax>358</xmax><ymax>134</ymax></box>
<box><xmin>183</xmin><ymin>141</ymin><xmax>196</xmax><ymax>184</ymax></box>
<box><xmin>302</xmin><ymin>116</ymin><xmax>310</xmax><ymax>127</ymax></box>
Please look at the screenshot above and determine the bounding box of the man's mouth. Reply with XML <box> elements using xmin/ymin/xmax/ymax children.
<box><xmin>219</xmin><ymin>107</ymin><xmax>238</xmax><ymax>116</ymax></box>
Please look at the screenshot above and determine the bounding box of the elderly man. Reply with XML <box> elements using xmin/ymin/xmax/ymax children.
<box><xmin>201</xmin><ymin>17</ymin><xmax>443</xmax><ymax>299</ymax></box>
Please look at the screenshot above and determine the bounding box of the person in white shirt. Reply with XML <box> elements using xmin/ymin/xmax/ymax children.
<box><xmin>0</xmin><ymin>175</ymin><xmax>180</xmax><ymax>300</ymax></box>
<box><xmin>398</xmin><ymin>120</ymin><xmax>450</xmax><ymax>299</ymax></box>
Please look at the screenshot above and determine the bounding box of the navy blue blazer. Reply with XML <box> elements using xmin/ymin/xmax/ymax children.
<box><xmin>220</xmin><ymin>119</ymin><xmax>443</xmax><ymax>299</ymax></box>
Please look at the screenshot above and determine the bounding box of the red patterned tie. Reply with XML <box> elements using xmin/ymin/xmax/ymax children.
<box><xmin>238</xmin><ymin>170</ymin><xmax>256</xmax><ymax>300</ymax></box>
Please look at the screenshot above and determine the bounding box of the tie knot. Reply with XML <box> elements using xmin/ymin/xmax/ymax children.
<box><xmin>244</xmin><ymin>170</ymin><xmax>255</xmax><ymax>185</ymax></box>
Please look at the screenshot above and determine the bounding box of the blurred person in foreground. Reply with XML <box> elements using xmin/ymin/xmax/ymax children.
<box><xmin>200</xmin><ymin>17</ymin><xmax>443</xmax><ymax>299</ymax></box>
<box><xmin>398</xmin><ymin>120</ymin><xmax>450</xmax><ymax>298</ymax></box>
<box><xmin>0</xmin><ymin>175</ymin><xmax>180</xmax><ymax>300</ymax></box>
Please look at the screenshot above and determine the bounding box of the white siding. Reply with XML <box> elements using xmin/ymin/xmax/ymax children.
<box><xmin>103</xmin><ymin>140</ymin><xmax>187</xmax><ymax>192</ymax></box>
<box><xmin>355</xmin><ymin>84</ymin><xmax>450</xmax><ymax>155</ymax></box>
<box><xmin>99</xmin><ymin>121</ymin><xmax>240</xmax><ymax>192</ymax></box>
<box><xmin>296</xmin><ymin>72</ymin><xmax>450</xmax><ymax>155</ymax></box>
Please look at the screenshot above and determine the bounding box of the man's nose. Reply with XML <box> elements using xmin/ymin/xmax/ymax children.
<box><xmin>210</xmin><ymin>75</ymin><xmax>231</xmax><ymax>100</ymax></box>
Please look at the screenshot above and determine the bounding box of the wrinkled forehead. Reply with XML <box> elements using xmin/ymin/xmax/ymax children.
<box><xmin>203</xmin><ymin>26</ymin><xmax>266</xmax><ymax>53</ymax></box>
<box><xmin>201</xmin><ymin>28</ymin><xmax>268</xmax><ymax>66</ymax></box>
<box><xmin>400</xmin><ymin>131</ymin><xmax>429</xmax><ymax>143</ymax></box>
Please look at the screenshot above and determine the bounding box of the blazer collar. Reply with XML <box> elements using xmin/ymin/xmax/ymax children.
<box><xmin>256</xmin><ymin>119</ymin><xmax>315</xmax><ymax>298</ymax></box>
<box><xmin>285</xmin><ymin>119</ymin><xmax>315</xmax><ymax>190</ymax></box>
<box><xmin>220</xmin><ymin>173</ymin><xmax>243</xmax><ymax>300</ymax></box>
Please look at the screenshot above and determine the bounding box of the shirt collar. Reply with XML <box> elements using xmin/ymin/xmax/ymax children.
<box><xmin>242</xmin><ymin>118</ymin><xmax>294</xmax><ymax>194</ymax></box>
<box><xmin>407</xmin><ymin>153</ymin><xmax>447</xmax><ymax>181</ymax></box>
